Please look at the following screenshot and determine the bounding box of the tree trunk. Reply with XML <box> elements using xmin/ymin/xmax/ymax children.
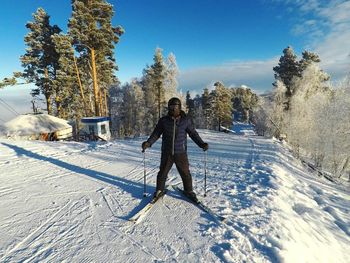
<box><xmin>104</xmin><ymin>89</ymin><xmax>108</xmax><ymax>116</ymax></box>
<box><xmin>158</xmin><ymin>84</ymin><xmax>161</xmax><ymax>119</ymax></box>
<box><xmin>56</xmin><ymin>97</ymin><xmax>62</xmax><ymax>118</ymax></box>
<box><xmin>44</xmin><ymin>68</ymin><xmax>52</xmax><ymax>115</ymax></box>
<box><xmin>73</xmin><ymin>54</ymin><xmax>90</xmax><ymax>116</ymax></box>
<box><xmin>46</xmin><ymin>94</ymin><xmax>52</xmax><ymax>115</ymax></box>
<box><xmin>91</xmin><ymin>48</ymin><xmax>100</xmax><ymax>116</ymax></box>
<box><xmin>99</xmin><ymin>89</ymin><xmax>104</xmax><ymax>116</ymax></box>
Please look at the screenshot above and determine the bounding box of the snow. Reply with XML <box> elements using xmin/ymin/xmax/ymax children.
<box><xmin>0</xmin><ymin>130</ymin><xmax>349</xmax><ymax>262</ymax></box>
<box><xmin>0</xmin><ymin>113</ymin><xmax>72</xmax><ymax>138</ymax></box>
<box><xmin>231</xmin><ymin>122</ymin><xmax>256</xmax><ymax>136</ymax></box>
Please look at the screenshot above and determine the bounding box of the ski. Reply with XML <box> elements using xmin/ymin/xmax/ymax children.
<box><xmin>128</xmin><ymin>190</ymin><xmax>167</xmax><ymax>224</ymax></box>
<box><xmin>172</xmin><ymin>185</ymin><xmax>227</xmax><ymax>224</ymax></box>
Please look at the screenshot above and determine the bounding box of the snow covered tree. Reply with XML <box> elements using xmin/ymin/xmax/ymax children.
<box><xmin>251</xmin><ymin>97</ymin><xmax>269</xmax><ymax>136</ymax></box>
<box><xmin>20</xmin><ymin>8</ymin><xmax>61</xmax><ymax>115</ymax></box>
<box><xmin>68</xmin><ymin>0</ymin><xmax>124</xmax><ymax>116</ymax></box>
<box><xmin>108</xmin><ymin>84</ymin><xmax>124</xmax><ymax>136</ymax></box>
<box><xmin>331</xmin><ymin>80</ymin><xmax>350</xmax><ymax>178</ymax></box>
<box><xmin>315</xmin><ymin>79</ymin><xmax>350</xmax><ymax>178</ymax></box>
<box><xmin>292</xmin><ymin>63</ymin><xmax>330</xmax><ymax>99</ymax></box>
<box><xmin>164</xmin><ymin>53</ymin><xmax>179</xmax><ymax>101</ymax></box>
<box><xmin>281</xmin><ymin>64</ymin><xmax>332</xmax><ymax>162</ymax></box>
<box><xmin>120</xmin><ymin>80</ymin><xmax>145</xmax><ymax>137</ymax></box>
<box><xmin>267</xmin><ymin>80</ymin><xmax>288</xmax><ymax>138</ymax></box>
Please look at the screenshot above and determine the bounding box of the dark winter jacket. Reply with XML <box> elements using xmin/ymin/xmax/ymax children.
<box><xmin>146</xmin><ymin>111</ymin><xmax>205</xmax><ymax>155</ymax></box>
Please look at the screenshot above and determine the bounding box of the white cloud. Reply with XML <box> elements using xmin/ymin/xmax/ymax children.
<box><xmin>272</xmin><ymin>0</ymin><xmax>350</xmax><ymax>83</ymax></box>
<box><xmin>179</xmin><ymin>58</ymin><xmax>278</xmax><ymax>95</ymax></box>
<box><xmin>292</xmin><ymin>0</ymin><xmax>350</xmax><ymax>81</ymax></box>
<box><xmin>179</xmin><ymin>0</ymin><xmax>350</xmax><ymax>96</ymax></box>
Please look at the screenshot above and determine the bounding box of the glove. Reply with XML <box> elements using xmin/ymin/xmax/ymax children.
<box><xmin>202</xmin><ymin>143</ymin><xmax>209</xmax><ymax>151</ymax></box>
<box><xmin>142</xmin><ymin>141</ymin><xmax>151</xmax><ymax>152</ymax></box>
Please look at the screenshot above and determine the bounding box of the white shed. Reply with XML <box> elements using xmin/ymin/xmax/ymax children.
<box><xmin>80</xmin><ymin>117</ymin><xmax>111</xmax><ymax>141</ymax></box>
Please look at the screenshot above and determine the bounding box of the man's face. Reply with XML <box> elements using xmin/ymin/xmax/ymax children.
<box><xmin>168</xmin><ymin>104</ymin><xmax>181</xmax><ymax>117</ymax></box>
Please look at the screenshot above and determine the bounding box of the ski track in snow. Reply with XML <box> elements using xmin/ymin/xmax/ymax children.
<box><xmin>0</xmin><ymin>130</ymin><xmax>349</xmax><ymax>262</ymax></box>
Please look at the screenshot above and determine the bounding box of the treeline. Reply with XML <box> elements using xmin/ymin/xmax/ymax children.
<box><xmin>109</xmin><ymin>48</ymin><xmax>184</xmax><ymax>137</ymax></box>
<box><xmin>111</xmin><ymin>68</ymin><xmax>259</xmax><ymax>138</ymax></box>
<box><xmin>259</xmin><ymin>46</ymin><xmax>350</xmax><ymax>180</ymax></box>
<box><xmin>1</xmin><ymin>0</ymin><xmax>124</xmax><ymax>120</ymax></box>
<box><xmin>185</xmin><ymin>83</ymin><xmax>258</xmax><ymax>130</ymax></box>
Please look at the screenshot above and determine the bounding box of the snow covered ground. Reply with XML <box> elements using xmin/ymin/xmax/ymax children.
<box><xmin>0</xmin><ymin>130</ymin><xmax>349</xmax><ymax>262</ymax></box>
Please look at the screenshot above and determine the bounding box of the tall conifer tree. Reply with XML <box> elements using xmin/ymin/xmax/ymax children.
<box><xmin>141</xmin><ymin>48</ymin><xmax>166</xmax><ymax>132</ymax></box>
<box><xmin>20</xmin><ymin>8</ymin><xmax>61</xmax><ymax>115</ymax></box>
<box><xmin>151</xmin><ymin>48</ymin><xmax>166</xmax><ymax>119</ymax></box>
<box><xmin>212</xmin><ymin>82</ymin><xmax>232</xmax><ymax>131</ymax></box>
<box><xmin>52</xmin><ymin>34</ymin><xmax>83</xmax><ymax>119</ymax></box>
<box><xmin>202</xmin><ymin>88</ymin><xmax>211</xmax><ymax>129</ymax></box>
<box><xmin>68</xmin><ymin>0</ymin><xmax>124</xmax><ymax>116</ymax></box>
<box><xmin>299</xmin><ymin>51</ymin><xmax>321</xmax><ymax>72</ymax></box>
<box><xmin>273</xmin><ymin>46</ymin><xmax>300</xmax><ymax>109</ymax></box>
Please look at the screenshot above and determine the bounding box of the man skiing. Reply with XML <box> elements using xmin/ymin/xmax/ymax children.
<box><xmin>142</xmin><ymin>97</ymin><xmax>208</xmax><ymax>202</ymax></box>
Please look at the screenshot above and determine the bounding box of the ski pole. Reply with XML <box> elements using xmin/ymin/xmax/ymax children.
<box><xmin>143</xmin><ymin>150</ymin><xmax>147</xmax><ymax>197</ymax></box>
<box><xmin>204</xmin><ymin>150</ymin><xmax>207</xmax><ymax>197</ymax></box>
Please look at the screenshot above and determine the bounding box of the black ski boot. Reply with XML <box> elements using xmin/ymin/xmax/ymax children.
<box><xmin>151</xmin><ymin>190</ymin><xmax>166</xmax><ymax>203</ymax></box>
<box><xmin>185</xmin><ymin>191</ymin><xmax>199</xmax><ymax>203</ymax></box>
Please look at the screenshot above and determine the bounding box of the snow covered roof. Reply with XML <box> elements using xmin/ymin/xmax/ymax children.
<box><xmin>0</xmin><ymin>113</ymin><xmax>72</xmax><ymax>137</ymax></box>
<box><xmin>81</xmin><ymin>116</ymin><xmax>110</xmax><ymax>123</ymax></box>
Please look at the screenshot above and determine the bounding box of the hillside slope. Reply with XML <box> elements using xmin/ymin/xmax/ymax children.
<box><xmin>0</xmin><ymin>130</ymin><xmax>349</xmax><ymax>262</ymax></box>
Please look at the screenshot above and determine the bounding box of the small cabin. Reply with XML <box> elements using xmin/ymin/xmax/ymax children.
<box><xmin>80</xmin><ymin>117</ymin><xmax>111</xmax><ymax>141</ymax></box>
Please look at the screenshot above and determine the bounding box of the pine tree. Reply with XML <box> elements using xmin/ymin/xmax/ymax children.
<box><xmin>141</xmin><ymin>48</ymin><xmax>167</xmax><ymax>132</ymax></box>
<box><xmin>142</xmin><ymin>66</ymin><xmax>157</xmax><ymax>133</ymax></box>
<box><xmin>273</xmin><ymin>46</ymin><xmax>300</xmax><ymax>109</ymax></box>
<box><xmin>68</xmin><ymin>0</ymin><xmax>124</xmax><ymax>116</ymax></box>
<box><xmin>185</xmin><ymin>91</ymin><xmax>195</xmax><ymax>118</ymax></box>
<box><xmin>150</xmin><ymin>47</ymin><xmax>166</xmax><ymax>119</ymax></box>
<box><xmin>20</xmin><ymin>7</ymin><xmax>61</xmax><ymax>115</ymax></box>
<box><xmin>299</xmin><ymin>51</ymin><xmax>321</xmax><ymax>72</ymax></box>
<box><xmin>0</xmin><ymin>77</ymin><xmax>17</xmax><ymax>89</ymax></box>
<box><xmin>202</xmin><ymin>88</ymin><xmax>211</xmax><ymax>129</ymax></box>
<box><xmin>51</xmin><ymin>33</ymin><xmax>89</xmax><ymax>119</ymax></box>
<box><xmin>192</xmin><ymin>95</ymin><xmax>204</xmax><ymax>128</ymax></box>
<box><xmin>211</xmin><ymin>82</ymin><xmax>232</xmax><ymax>131</ymax></box>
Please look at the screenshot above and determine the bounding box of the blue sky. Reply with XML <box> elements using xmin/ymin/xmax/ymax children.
<box><xmin>0</xmin><ymin>0</ymin><xmax>350</xmax><ymax>121</ymax></box>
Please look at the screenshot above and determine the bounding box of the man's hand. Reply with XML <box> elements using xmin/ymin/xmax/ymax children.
<box><xmin>202</xmin><ymin>143</ymin><xmax>209</xmax><ymax>151</ymax></box>
<box><xmin>142</xmin><ymin>141</ymin><xmax>151</xmax><ymax>152</ymax></box>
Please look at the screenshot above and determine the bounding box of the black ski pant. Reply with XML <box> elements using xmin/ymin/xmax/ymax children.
<box><xmin>156</xmin><ymin>153</ymin><xmax>193</xmax><ymax>192</ymax></box>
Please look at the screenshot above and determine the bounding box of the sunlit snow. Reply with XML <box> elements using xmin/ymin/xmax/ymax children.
<box><xmin>0</xmin><ymin>128</ymin><xmax>349</xmax><ymax>262</ymax></box>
